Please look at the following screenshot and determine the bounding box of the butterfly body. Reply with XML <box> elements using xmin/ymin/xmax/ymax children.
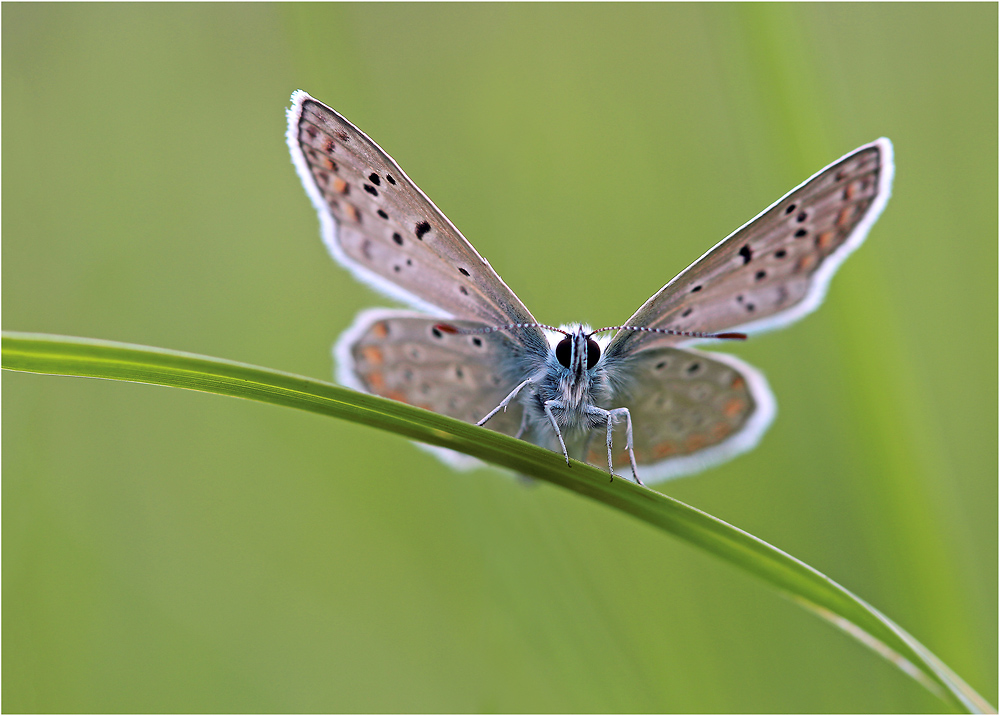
<box><xmin>289</xmin><ymin>90</ymin><xmax>893</xmax><ymax>485</ymax></box>
<box><xmin>507</xmin><ymin>326</ymin><xmax>630</xmax><ymax>468</ymax></box>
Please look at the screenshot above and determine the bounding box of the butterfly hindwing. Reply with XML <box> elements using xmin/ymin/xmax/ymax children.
<box><xmin>587</xmin><ymin>346</ymin><xmax>775</xmax><ymax>481</ymax></box>
<box><xmin>336</xmin><ymin>309</ymin><xmax>528</xmax><ymax>439</ymax></box>
<box><xmin>607</xmin><ymin>139</ymin><xmax>893</xmax><ymax>357</ymax></box>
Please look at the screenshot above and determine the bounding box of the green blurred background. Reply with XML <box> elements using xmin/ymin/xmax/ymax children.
<box><xmin>4</xmin><ymin>4</ymin><xmax>996</xmax><ymax>712</ymax></box>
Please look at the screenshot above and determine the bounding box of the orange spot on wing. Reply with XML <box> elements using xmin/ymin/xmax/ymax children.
<box><xmin>366</xmin><ymin>372</ymin><xmax>386</xmax><ymax>391</ymax></box>
<box><xmin>344</xmin><ymin>203</ymin><xmax>360</xmax><ymax>222</ymax></box>
<box><xmin>836</xmin><ymin>206</ymin><xmax>855</xmax><ymax>228</ymax></box>
<box><xmin>332</xmin><ymin>177</ymin><xmax>349</xmax><ymax>194</ymax></box>
<box><xmin>386</xmin><ymin>390</ymin><xmax>408</xmax><ymax>403</ymax></box>
<box><xmin>685</xmin><ymin>434</ymin><xmax>707</xmax><ymax>452</ymax></box>
<box><xmin>371</xmin><ymin>322</ymin><xmax>389</xmax><ymax>338</ymax></box>
<box><xmin>361</xmin><ymin>346</ymin><xmax>383</xmax><ymax>364</ymax></box>
<box><xmin>653</xmin><ymin>442</ymin><xmax>677</xmax><ymax>458</ymax></box>
<box><xmin>711</xmin><ymin>422</ymin><xmax>731</xmax><ymax>440</ymax></box>
<box><xmin>796</xmin><ymin>253</ymin><xmax>817</xmax><ymax>272</ymax></box>
<box><xmin>844</xmin><ymin>181</ymin><xmax>858</xmax><ymax>200</ymax></box>
<box><xmin>730</xmin><ymin>376</ymin><xmax>745</xmax><ymax>390</ymax></box>
<box><xmin>723</xmin><ymin>398</ymin><xmax>746</xmax><ymax>417</ymax></box>
<box><xmin>816</xmin><ymin>231</ymin><xmax>836</xmax><ymax>249</ymax></box>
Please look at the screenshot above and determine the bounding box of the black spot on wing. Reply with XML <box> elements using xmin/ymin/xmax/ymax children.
<box><xmin>739</xmin><ymin>244</ymin><xmax>753</xmax><ymax>264</ymax></box>
<box><xmin>415</xmin><ymin>221</ymin><xmax>431</xmax><ymax>239</ymax></box>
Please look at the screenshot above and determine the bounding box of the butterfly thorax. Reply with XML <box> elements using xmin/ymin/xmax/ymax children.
<box><xmin>522</xmin><ymin>326</ymin><xmax>613</xmax><ymax>433</ymax></box>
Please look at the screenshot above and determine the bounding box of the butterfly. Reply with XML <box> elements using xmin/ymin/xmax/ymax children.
<box><xmin>286</xmin><ymin>90</ymin><xmax>893</xmax><ymax>486</ymax></box>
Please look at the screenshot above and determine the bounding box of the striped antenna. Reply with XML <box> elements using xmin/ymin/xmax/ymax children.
<box><xmin>589</xmin><ymin>325</ymin><xmax>747</xmax><ymax>341</ymax></box>
<box><xmin>434</xmin><ymin>322</ymin><xmax>571</xmax><ymax>337</ymax></box>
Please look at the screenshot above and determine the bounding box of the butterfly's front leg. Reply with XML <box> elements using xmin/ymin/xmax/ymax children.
<box><xmin>477</xmin><ymin>378</ymin><xmax>532</xmax><ymax>428</ymax></box>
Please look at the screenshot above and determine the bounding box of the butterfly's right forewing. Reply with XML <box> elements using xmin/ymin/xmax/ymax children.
<box><xmin>288</xmin><ymin>91</ymin><xmax>545</xmax><ymax>352</ymax></box>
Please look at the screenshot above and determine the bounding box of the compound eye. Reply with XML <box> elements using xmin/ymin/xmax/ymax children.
<box><xmin>586</xmin><ymin>338</ymin><xmax>601</xmax><ymax>369</ymax></box>
<box><xmin>555</xmin><ymin>337</ymin><xmax>572</xmax><ymax>368</ymax></box>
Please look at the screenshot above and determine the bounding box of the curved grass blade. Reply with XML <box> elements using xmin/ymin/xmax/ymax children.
<box><xmin>2</xmin><ymin>331</ymin><xmax>993</xmax><ymax>714</ymax></box>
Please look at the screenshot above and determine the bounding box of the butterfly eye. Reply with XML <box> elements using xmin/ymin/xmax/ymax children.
<box><xmin>555</xmin><ymin>337</ymin><xmax>572</xmax><ymax>368</ymax></box>
<box><xmin>586</xmin><ymin>338</ymin><xmax>601</xmax><ymax>369</ymax></box>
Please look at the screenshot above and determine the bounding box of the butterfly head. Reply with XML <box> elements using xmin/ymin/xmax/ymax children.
<box><xmin>531</xmin><ymin>324</ymin><xmax>610</xmax><ymax>411</ymax></box>
<box><xmin>548</xmin><ymin>325</ymin><xmax>605</xmax><ymax>376</ymax></box>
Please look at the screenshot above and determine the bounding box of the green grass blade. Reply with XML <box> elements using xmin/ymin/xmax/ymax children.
<box><xmin>2</xmin><ymin>331</ymin><xmax>993</xmax><ymax>714</ymax></box>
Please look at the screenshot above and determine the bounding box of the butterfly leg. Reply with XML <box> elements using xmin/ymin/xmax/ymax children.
<box><xmin>608</xmin><ymin>407</ymin><xmax>642</xmax><ymax>486</ymax></box>
<box><xmin>598</xmin><ymin>408</ymin><xmax>617</xmax><ymax>477</ymax></box>
<box><xmin>543</xmin><ymin>400</ymin><xmax>571</xmax><ymax>466</ymax></box>
<box><xmin>477</xmin><ymin>378</ymin><xmax>531</xmax><ymax>427</ymax></box>
<box><xmin>581</xmin><ymin>405</ymin><xmax>641</xmax><ymax>486</ymax></box>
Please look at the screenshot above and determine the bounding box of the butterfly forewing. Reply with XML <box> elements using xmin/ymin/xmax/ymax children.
<box><xmin>288</xmin><ymin>91</ymin><xmax>545</xmax><ymax>351</ymax></box>
<box><xmin>588</xmin><ymin>347</ymin><xmax>775</xmax><ymax>480</ymax></box>
<box><xmin>337</xmin><ymin>310</ymin><xmax>528</xmax><ymax>438</ymax></box>
<box><xmin>607</xmin><ymin>139</ymin><xmax>893</xmax><ymax>357</ymax></box>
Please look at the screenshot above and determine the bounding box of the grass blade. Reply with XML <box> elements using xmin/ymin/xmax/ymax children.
<box><xmin>2</xmin><ymin>331</ymin><xmax>993</xmax><ymax>713</ymax></box>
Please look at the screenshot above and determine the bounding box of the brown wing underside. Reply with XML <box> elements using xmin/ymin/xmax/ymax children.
<box><xmin>585</xmin><ymin>347</ymin><xmax>769</xmax><ymax>478</ymax></box>
<box><xmin>291</xmin><ymin>94</ymin><xmax>543</xmax><ymax>350</ymax></box>
<box><xmin>342</xmin><ymin>312</ymin><xmax>526</xmax><ymax>438</ymax></box>
<box><xmin>609</xmin><ymin>141</ymin><xmax>890</xmax><ymax>356</ymax></box>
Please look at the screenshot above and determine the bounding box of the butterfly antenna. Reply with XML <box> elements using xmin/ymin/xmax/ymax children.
<box><xmin>589</xmin><ymin>325</ymin><xmax>747</xmax><ymax>341</ymax></box>
<box><xmin>434</xmin><ymin>322</ymin><xmax>570</xmax><ymax>337</ymax></box>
